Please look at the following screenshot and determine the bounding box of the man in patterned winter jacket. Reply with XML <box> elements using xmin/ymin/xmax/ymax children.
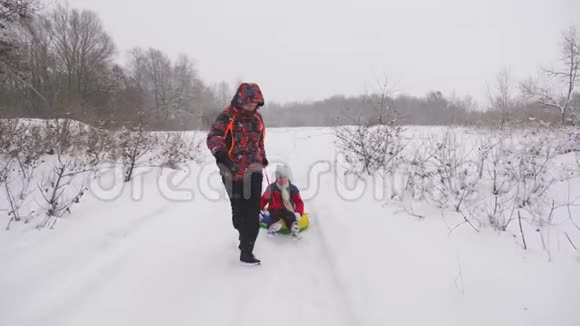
<box><xmin>207</xmin><ymin>82</ymin><xmax>268</xmax><ymax>265</ymax></box>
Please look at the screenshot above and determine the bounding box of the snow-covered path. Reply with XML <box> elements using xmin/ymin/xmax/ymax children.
<box><xmin>1</xmin><ymin>127</ymin><xmax>579</xmax><ymax>326</ymax></box>
<box><xmin>1</xmin><ymin>191</ymin><xmax>357</xmax><ymax>326</ymax></box>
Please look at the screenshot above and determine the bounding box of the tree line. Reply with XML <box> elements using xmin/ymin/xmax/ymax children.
<box><xmin>0</xmin><ymin>1</ymin><xmax>230</xmax><ymax>130</ymax></box>
<box><xmin>1</xmin><ymin>1</ymin><xmax>578</xmax><ymax>130</ymax></box>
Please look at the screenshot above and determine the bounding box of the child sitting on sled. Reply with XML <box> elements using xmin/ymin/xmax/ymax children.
<box><xmin>260</xmin><ymin>165</ymin><xmax>304</xmax><ymax>237</ymax></box>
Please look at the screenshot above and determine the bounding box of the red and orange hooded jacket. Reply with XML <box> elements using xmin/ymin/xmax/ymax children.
<box><xmin>206</xmin><ymin>83</ymin><xmax>267</xmax><ymax>180</ymax></box>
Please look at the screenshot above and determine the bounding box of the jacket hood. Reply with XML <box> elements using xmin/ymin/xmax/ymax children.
<box><xmin>231</xmin><ymin>82</ymin><xmax>265</xmax><ymax>109</ymax></box>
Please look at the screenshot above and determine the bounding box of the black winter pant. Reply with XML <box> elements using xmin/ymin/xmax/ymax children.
<box><xmin>268</xmin><ymin>208</ymin><xmax>297</xmax><ymax>229</ymax></box>
<box><xmin>222</xmin><ymin>171</ymin><xmax>263</xmax><ymax>253</ymax></box>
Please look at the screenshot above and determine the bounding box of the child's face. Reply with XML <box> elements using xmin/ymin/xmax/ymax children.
<box><xmin>277</xmin><ymin>176</ymin><xmax>288</xmax><ymax>183</ymax></box>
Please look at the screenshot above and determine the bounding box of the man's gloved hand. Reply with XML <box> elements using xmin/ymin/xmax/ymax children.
<box><xmin>214</xmin><ymin>150</ymin><xmax>230</xmax><ymax>167</ymax></box>
<box><xmin>262</xmin><ymin>157</ymin><xmax>269</xmax><ymax>167</ymax></box>
<box><xmin>214</xmin><ymin>149</ymin><xmax>229</xmax><ymax>164</ymax></box>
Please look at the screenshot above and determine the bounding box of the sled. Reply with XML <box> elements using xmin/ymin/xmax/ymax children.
<box><xmin>259</xmin><ymin>211</ymin><xmax>310</xmax><ymax>234</ymax></box>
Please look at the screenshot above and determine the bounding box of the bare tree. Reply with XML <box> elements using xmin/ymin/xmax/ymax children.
<box><xmin>0</xmin><ymin>0</ymin><xmax>48</xmax><ymax>114</ymax></box>
<box><xmin>0</xmin><ymin>0</ymin><xmax>35</xmax><ymax>24</ymax></box>
<box><xmin>128</xmin><ymin>48</ymin><xmax>212</xmax><ymax>128</ymax></box>
<box><xmin>489</xmin><ymin>68</ymin><xmax>514</xmax><ymax>129</ymax></box>
<box><xmin>0</xmin><ymin>0</ymin><xmax>37</xmax><ymax>72</ymax></box>
<box><xmin>22</xmin><ymin>15</ymin><xmax>56</xmax><ymax>113</ymax></box>
<box><xmin>50</xmin><ymin>5</ymin><xmax>115</xmax><ymax>110</ymax></box>
<box><xmin>522</xmin><ymin>26</ymin><xmax>579</xmax><ymax>124</ymax></box>
<box><xmin>214</xmin><ymin>81</ymin><xmax>231</xmax><ymax>108</ymax></box>
<box><xmin>129</xmin><ymin>48</ymin><xmax>173</xmax><ymax>119</ymax></box>
<box><xmin>100</xmin><ymin>64</ymin><xmax>144</xmax><ymax>126</ymax></box>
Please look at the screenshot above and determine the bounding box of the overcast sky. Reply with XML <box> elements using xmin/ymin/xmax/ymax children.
<box><xmin>58</xmin><ymin>0</ymin><xmax>579</xmax><ymax>105</ymax></box>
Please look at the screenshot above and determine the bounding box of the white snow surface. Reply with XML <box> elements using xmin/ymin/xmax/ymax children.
<box><xmin>1</xmin><ymin>127</ymin><xmax>579</xmax><ymax>326</ymax></box>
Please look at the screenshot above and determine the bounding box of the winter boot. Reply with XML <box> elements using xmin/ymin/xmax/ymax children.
<box><xmin>290</xmin><ymin>221</ymin><xmax>300</xmax><ymax>238</ymax></box>
<box><xmin>240</xmin><ymin>251</ymin><xmax>261</xmax><ymax>265</ymax></box>
<box><xmin>239</xmin><ymin>240</ymin><xmax>260</xmax><ymax>265</ymax></box>
<box><xmin>268</xmin><ymin>221</ymin><xmax>283</xmax><ymax>234</ymax></box>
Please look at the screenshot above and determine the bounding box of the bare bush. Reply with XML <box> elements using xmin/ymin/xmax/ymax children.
<box><xmin>0</xmin><ymin>120</ymin><xmax>43</xmax><ymax>229</ymax></box>
<box><xmin>482</xmin><ymin>137</ymin><xmax>518</xmax><ymax>230</ymax></box>
<box><xmin>0</xmin><ymin>118</ymin><xmax>106</xmax><ymax>229</ymax></box>
<box><xmin>561</xmin><ymin>127</ymin><xmax>580</xmax><ymax>154</ymax></box>
<box><xmin>340</xmin><ymin>122</ymin><xmax>573</xmax><ymax>236</ymax></box>
<box><xmin>397</xmin><ymin>141</ymin><xmax>437</xmax><ymax>201</ymax></box>
<box><xmin>43</xmin><ymin>118</ymin><xmax>74</xmax><ymax>155</ymax></box>
<box><xmin>336</xmin><ymin>82</ymin><xmax>406</xmax><ymax>176</ymax></box>
<box><xmin>36</xmin><ymin>155</ymin><xmax>89</xmax><ymax>229</ymax></box>
<box><xmin>422</xmin><ymin>131</ymin><xmax>481</xmax><ymax>212</ymax></box>
<box><xmin>84</xmin><ymin>125</ymin><xmax>115</xmax><ymax>167</ymax></box>
<box><xmin>154</xmin><ymin>132</ymin><xmax>200</xmax><ymax>169</ymax></box>
<box><xmin>112</xmin><ymin>128</ymin><xmax>200</xmax><ymax>181</ymax></box>
<box><xmin>0</xmin><ymin>156</ymin><xmax>11</xmax><ymax>195</ymax></box>
<box><xmin>0</xmin><ymin>118</ymin><xmax>21</xmax><ymax>152</ymax></box>
<box><xmin>113</xmin><ymin>124</ymin><xmax>158</xmax><ymax>182</ymax></box>
<box><xmin>0</xmin><ymin>118</ymin><xmax>205</xmax><ymax>230</ymax></box>
<box><xmin>475</xmin><ymin>137</ymin><xmax>492</xmax><ymax>178</ymax></box>
<box><xmin>513</xmin><ymin>132</ymin><xmax>560</xmax><ymax>220</ymax></box>
<box><xmin>467</xmin><ymin>129</ymin><xmax>564</xmax><ymax>231</ymax></box>
<box><xmin>396</xmin><ymin>131</ymin><xmax>519</xmax><ymax>231</ymax></box>
<box><xmin>0</xmin><ymin>118</ymin><xmax>202</xmax><ymax>230</ymax></box>
<box><xmin>336</xmin><ymin>121</ymin><xmax>405</xmax><ymax>176</ymax></box>
<box><xmin>4</xmin><ymin>149</ymin><xmax>38</xmax><ymax>229</ymax></box>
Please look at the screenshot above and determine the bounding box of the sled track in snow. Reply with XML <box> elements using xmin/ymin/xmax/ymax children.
<box><xmin>308</xmin><ymin>204</ymin><xmax>362</xmax><ymax>326</ymax></box>
<box><xmin>1</xmin><ymin>204</ymin><xmax>172</xmax><ymax>326</ymax></box>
